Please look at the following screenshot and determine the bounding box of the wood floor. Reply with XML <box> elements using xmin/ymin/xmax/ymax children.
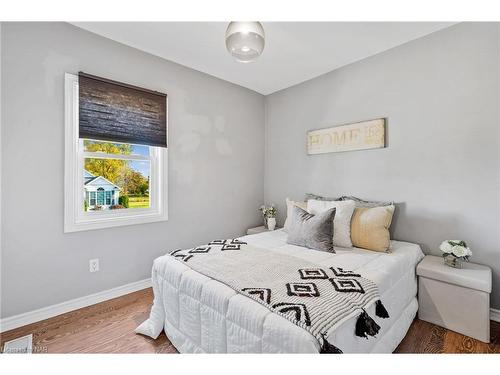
<box><xmin>1</xmin><ymin>288</ymin><xmax>498</xmax><ymax>354</ymax></box>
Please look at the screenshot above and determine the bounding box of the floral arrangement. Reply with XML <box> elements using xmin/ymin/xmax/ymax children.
<box><xmin>259</xmin><ymin>204</ymin><xmax>277</xmax><ymax>218</ymax></box>
<box><xmin>439</xmin><ymin>240</ymin><xmax>472</xmax><ymax>261</ymax></box>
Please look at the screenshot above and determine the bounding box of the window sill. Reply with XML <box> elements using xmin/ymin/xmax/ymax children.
<box><xmin>64</xmin><ymin>209</ymin><xmax>168</xmax><ymax>233</ymax></box>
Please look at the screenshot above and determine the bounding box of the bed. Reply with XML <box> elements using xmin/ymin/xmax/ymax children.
<box><xmin>136</xmin><ymin>229</ymin><xmax>424</xmax><ymax>353</ymax></box>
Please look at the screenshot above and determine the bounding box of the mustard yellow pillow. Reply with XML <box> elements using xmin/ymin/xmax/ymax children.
<box><xmin>351</xmin><ymin>205</ymin><xmax>395</xmax><ymax>252</ymax></box>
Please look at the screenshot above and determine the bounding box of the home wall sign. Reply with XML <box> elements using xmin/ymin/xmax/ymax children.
<box><xmin>307</xmin><ymin>118</ymin><xmax>386</xmax><ymax>155</ymax></box>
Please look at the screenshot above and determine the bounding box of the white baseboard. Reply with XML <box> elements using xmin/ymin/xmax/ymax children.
<box><xmin>1</xmin><ymin>279</ymin><xmax>497</xmax><ymax>333</ymax></box>
<box><xmin>0</xmin><ymin>278</ymin><xmax>151</xmax><ymax>333</ymax></box>
<box><xmin>491</xmin><ymin>308</ymin><xmax>500</xmax><ymax>323</ymax></box>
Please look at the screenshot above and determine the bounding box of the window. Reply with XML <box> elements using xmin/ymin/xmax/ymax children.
<box><xmin>83</xmin><ymin>141</ymin><xmax>152</xmax><ymax>211</ymax></box>
<box><xmin>105</xmin><ymin>191</ymin><xmax>112</xmax><ymax>206</ymax></box>
<box><xmin>90</xmin><ymin>192</ymin><xmax>96</xmax><ymax>206</ymax></box>
<box><xmin>64</xmin><ymin>73</ymin><xmax>168</xmax><ymax>232</ymax></box>
<box><xmin>96</xmin><ymin>188</ymin><xmax>105</xmax><ymax>206</ymax></box>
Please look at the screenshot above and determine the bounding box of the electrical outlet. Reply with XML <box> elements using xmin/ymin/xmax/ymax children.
<box><xmin>89</xmin><ymin>258</ymin><xmax>99</xmax><ymax>273</ymax></box>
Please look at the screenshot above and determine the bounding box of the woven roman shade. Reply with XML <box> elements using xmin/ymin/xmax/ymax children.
<box><xmin>79</xmin><ymin>72</ymin><xmax>167</xmax><ymax>148</ymax></box>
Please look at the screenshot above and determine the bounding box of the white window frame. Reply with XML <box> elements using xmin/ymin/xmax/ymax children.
<box><xmin>64</xmin><ymin>73</ymin><xmax>168</xmax><ymax>232</ymax></box>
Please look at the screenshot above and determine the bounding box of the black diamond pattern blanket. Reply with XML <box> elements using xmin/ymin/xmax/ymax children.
<box><xmin>170</xmin><ymin>239</ymin><xmax>388</xmax><ymax>353</ymax></box>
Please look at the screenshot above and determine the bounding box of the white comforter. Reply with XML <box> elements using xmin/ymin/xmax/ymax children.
<box><xmin>136</xmin><ymin>229</ymin><xmax>424</xmax><ymax>353</ymax></box>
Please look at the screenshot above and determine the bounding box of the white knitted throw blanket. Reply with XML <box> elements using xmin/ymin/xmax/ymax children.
<box><xmin>170</xmin><ymin>239</ymin><xmax>390</xmax><ymax>353</ymax></box>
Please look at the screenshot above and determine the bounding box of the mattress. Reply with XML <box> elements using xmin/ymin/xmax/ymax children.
<box><xmin>136</xmin><ymin>229</ymin><xmax>424</xmax><ymax>353</ymax></box>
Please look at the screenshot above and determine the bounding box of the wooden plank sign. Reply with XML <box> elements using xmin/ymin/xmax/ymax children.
<box><xmin>307</xmin><ymin>118</ymin><xmax>386</xmax><ymax>155</ymax></box>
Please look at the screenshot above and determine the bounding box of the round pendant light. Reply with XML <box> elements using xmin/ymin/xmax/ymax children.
<box><xmin>225</xmin><ymin>22</ymin><xmax>265</xmax><ymax>63</ymax></box>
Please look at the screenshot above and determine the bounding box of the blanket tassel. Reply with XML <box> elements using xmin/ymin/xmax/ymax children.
<box><xmin>355</xmin><ymin>310</ymin><xmax>380</xmax><ymax>338</ymax></box>
<box><xmin>320</xmin><ymin>334</ymin><xmax>343</xmax><ymax>354</ymax></box>
<box><xmin>375</xmin><ymin>300</ymin><xmax>390</xmax><ymax>319</ymax></box>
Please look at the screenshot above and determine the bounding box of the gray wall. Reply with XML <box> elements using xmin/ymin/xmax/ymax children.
<box><xmin>2</xmin><ymin>22</ymin><xmax>499</xmax><ymax>318</ymax></box>
<box><xmin>1</xmin><ymin>23</ymin><xmax>265</xmax><ymax>318</ymax></box>
<box><xmin>264</xmin><ymin>23</ymin><xmax>500</xmax><ymax>308</ymax></box>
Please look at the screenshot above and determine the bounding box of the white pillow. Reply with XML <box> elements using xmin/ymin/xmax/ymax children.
<box><xmin>307</xmin><ymin>199</ymin><xmax>356</xmax><ymax>248</ymax></box>
<box><xmin>284</xmin><ymin>198</ymin><xmax>307</xmax><ymax>233</ymax></box>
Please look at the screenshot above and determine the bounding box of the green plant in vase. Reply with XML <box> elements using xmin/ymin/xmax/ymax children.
<box><xmin>259</xmin><ymin>204</ymin><xmax>277</xmax><ymax>230</ymax></box>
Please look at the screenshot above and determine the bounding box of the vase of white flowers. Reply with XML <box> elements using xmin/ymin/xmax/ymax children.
<box><xmin>267</xmin><ymin>217</ymin><xmax>276</xmax><ymax>231</ymax></box>
<box><xmin>439</xmin><ymin>240</ymin><xmax>472</xmax><ymax>268</ymax></box>
<box><xmin>259</xmin><ymin>204</ymin><xmax>277</xmax><ymax>230</ymax></box>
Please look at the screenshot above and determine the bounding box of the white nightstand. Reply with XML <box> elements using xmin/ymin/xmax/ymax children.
<box><xmin>246</xmin><ymin>226</ymin><xmax>280</xmax><ymax>235</ymax></box>
<box><xmin>417</xmin><ymin>255</ymin><xmax>492</xmax><ymax>343</ymax></box>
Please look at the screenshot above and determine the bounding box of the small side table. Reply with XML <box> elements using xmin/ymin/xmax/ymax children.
<box><xmin>417</xmin><ymin>255</ymin><xmax>492</xmax><ymax>343</ymax></box>
<box><xmin>246</xmin><ymin>226</ymin><xmax>280</xmax><ymax>235</ymax></box>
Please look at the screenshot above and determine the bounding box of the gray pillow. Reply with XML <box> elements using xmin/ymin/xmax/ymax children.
<box><xmin>305</xmin><ymin>193</ymin><xmax>339</xmax><ymax>201</ymax></box>
<box><xmin>339</xmin><ymin>195</ymin><xmax>393</xmax><ymax>208</ymax></box>
<box><xmin>286</xmin><ymin>205</ymin><xmax>336</xmax><ymax>253</ymax></box>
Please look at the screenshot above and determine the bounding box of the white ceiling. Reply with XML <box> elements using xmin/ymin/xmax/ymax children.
<box><xmin>72</xmin><ymin>22</ymin><xmax>455</xmax><ymax>95</ymax></box>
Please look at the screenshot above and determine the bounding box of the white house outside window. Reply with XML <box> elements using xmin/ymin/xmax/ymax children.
<box><xmin>64</xmin><ymin>73</ymin><xmax>168</xmax><ymax>232</ymax></box>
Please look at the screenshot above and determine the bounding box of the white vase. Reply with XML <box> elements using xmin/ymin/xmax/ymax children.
<box><xmin>267</xmin><ymin>217</ymin><xmax>276</xmax><ymax>231</ymax></box>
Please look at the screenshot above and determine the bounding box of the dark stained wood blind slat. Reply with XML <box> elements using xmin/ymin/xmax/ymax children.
<box><xmin>79</xmin><ymin>72</ymin><xmax>167</xmax><ymax>148</ymax></box>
